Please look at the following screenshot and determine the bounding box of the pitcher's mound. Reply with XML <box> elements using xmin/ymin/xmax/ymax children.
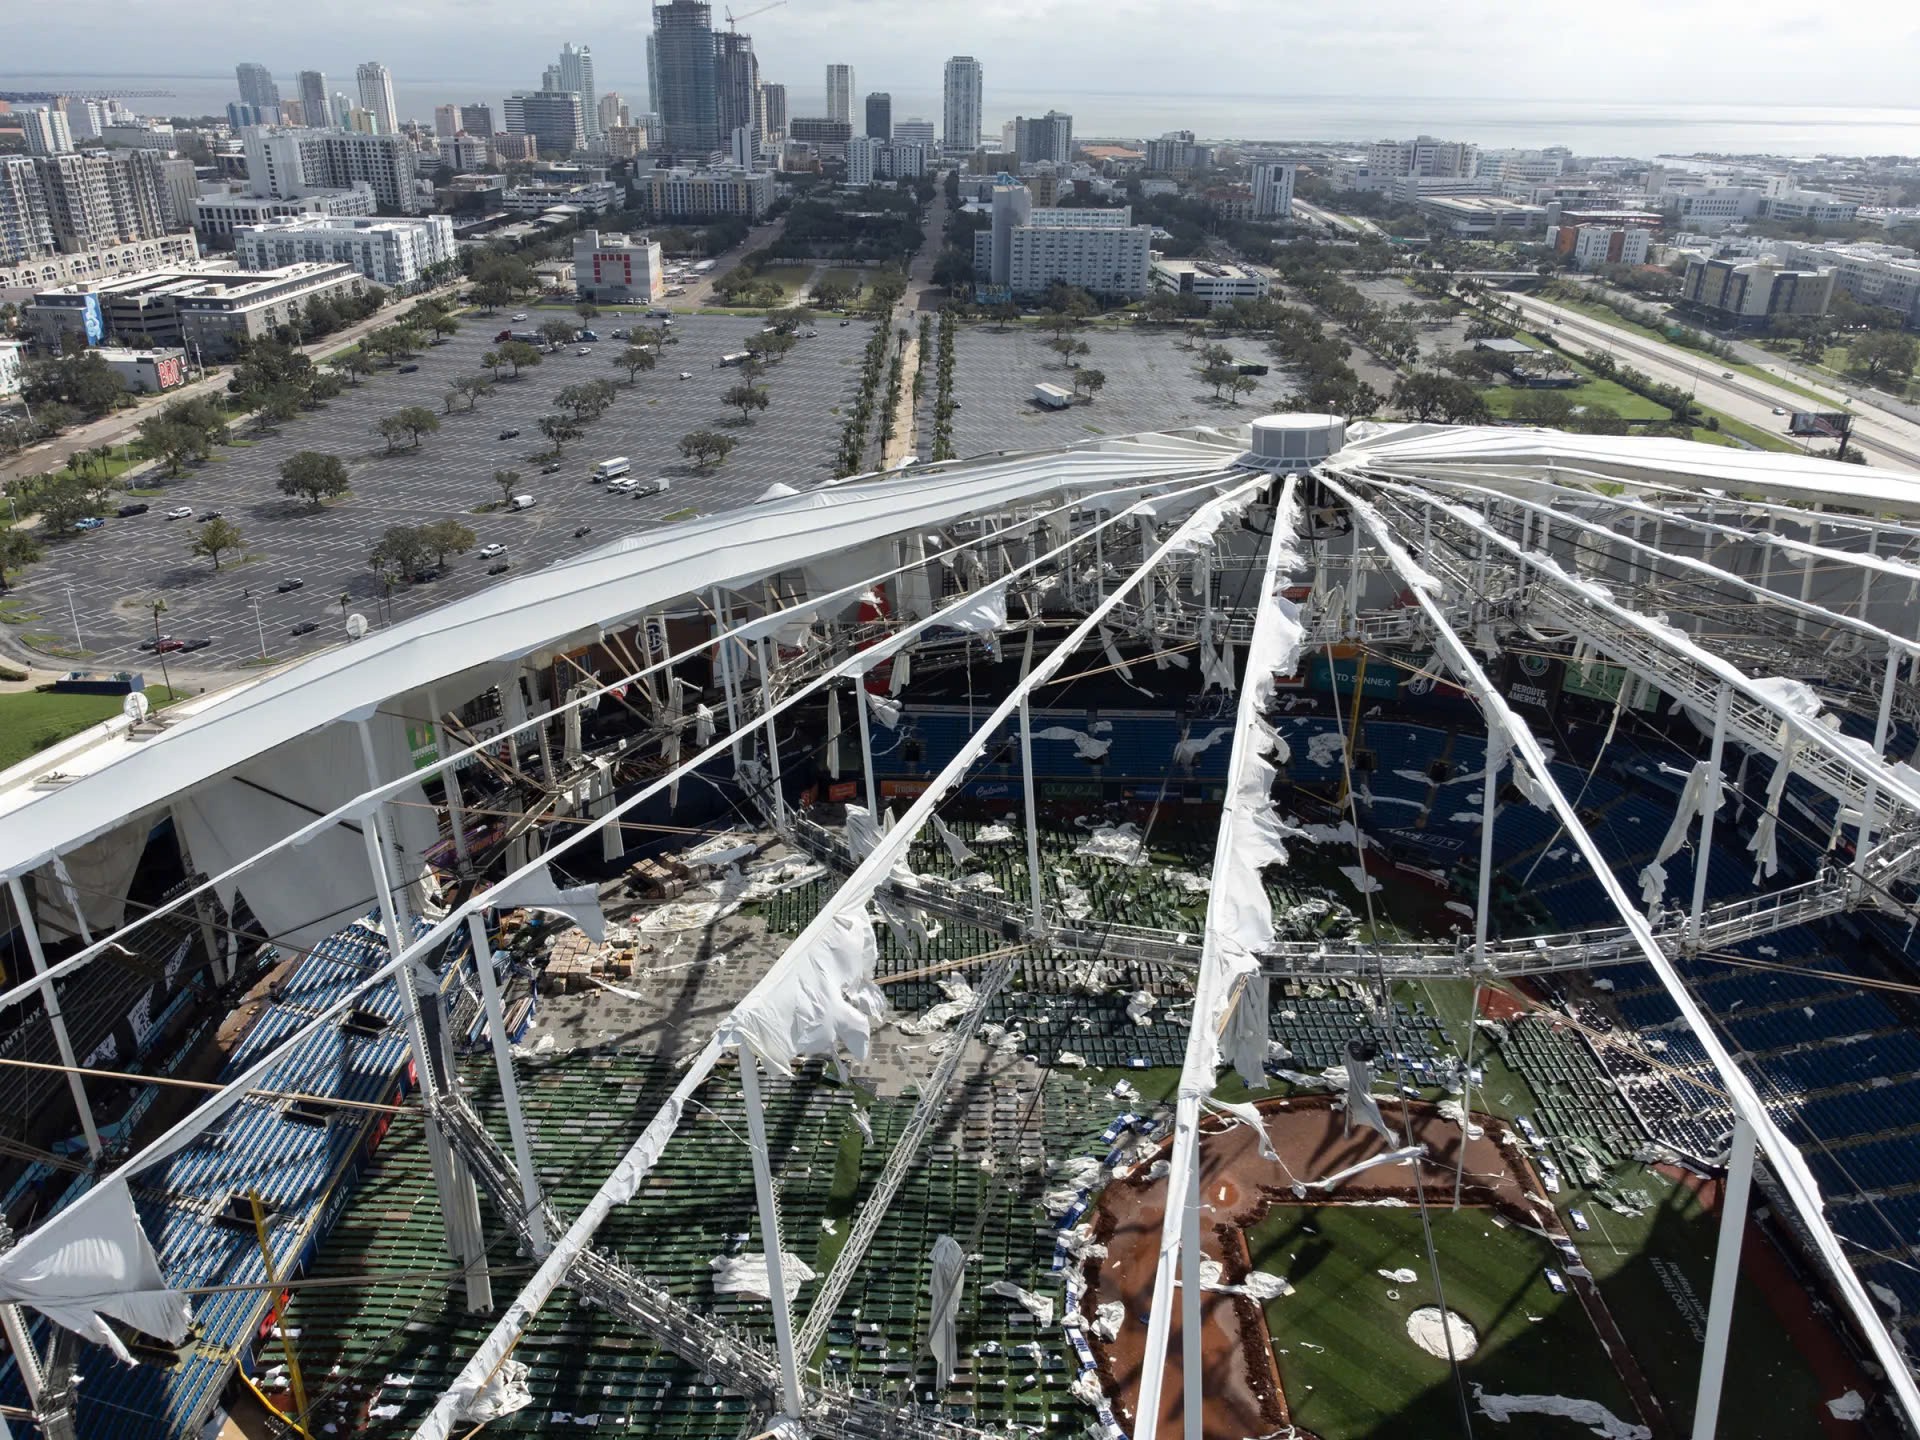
<box><xmin>1406</xmin><ymin>1306</ymin><xmax>1478</xmax><ymax>1359</ymax></box>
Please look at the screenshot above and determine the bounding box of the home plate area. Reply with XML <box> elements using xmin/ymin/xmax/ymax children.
<box><xmin>1075</xmin><ymin>1094</ymin><xmax>1656</xmax><ymax>1440</ymax></box>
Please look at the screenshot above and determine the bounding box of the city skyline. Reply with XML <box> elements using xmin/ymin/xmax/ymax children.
<box><xmin>9</xmin><ymin>0</ymin><xmax>1920</xmax><ymax>116</ymax></box>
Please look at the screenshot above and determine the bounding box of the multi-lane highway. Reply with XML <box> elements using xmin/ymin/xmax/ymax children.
<box><xmin>1501</xmin><ymin>290</ymin><xmax>1920</xmax><ymax>471</ymax></box>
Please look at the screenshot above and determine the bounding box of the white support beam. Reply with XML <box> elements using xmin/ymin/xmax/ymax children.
<box><xmin>1689</xmin><ymin>686</ymin><xmax>1731</xmax><ymax>948</ymax></box>
<box><xmin>4</xmin><ymin>876</ymin><xmax>100</xmax><ymax>1162</ymax></box>
<box><xmin>1324</xmin><ymin>472</ymin><xmax>1920</xmax><ymax>1431</ymax></box>
<box><xmin>464</xmin><ymin>910</ymin><xmax>548</xmax><ymax>1256</ymax></box>
<box><xmin>738</xmin><ymin>1044</ymin><xmax>804</xmax><ymax>1418</ymax></box>
<box><xmin>1692</xmin><ymin>1116</ymin><xmax>1756</xmax><ymax>1440</ymax></box>
<box><xmin>1018</xmin><ymin>698</ymin><xmax>1044</xmax><ymax>935</ymax></box>
<box><xmin>854</xmin><ymin>676</ymin><xmax>879</xmax><ymax>817</ymax></box>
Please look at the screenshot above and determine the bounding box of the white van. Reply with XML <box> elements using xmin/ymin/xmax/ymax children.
<box><xmin>593</xmin><ymin>456</ymin><xmax>631</xmax><ymax>483</ymax></box>
<box><xmin>607</xmin><ymin>476</ymin><xmax>638</xmax><ymax>493</ymax></box>
<box><xmin>509</xmin><ymin>494</ymin><xmax>537</xmax><ymax>511</ymax></box>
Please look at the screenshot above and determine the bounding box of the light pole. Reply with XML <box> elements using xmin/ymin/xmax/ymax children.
<box><xmin>64</xmin><ymin>586</ymin><xmax>80</xmax><ymax>652</ymax></box>
<box><xmin>250</xmin><ymin>597</ymin><xmax>266</xmax><ymax>659</ymax></box>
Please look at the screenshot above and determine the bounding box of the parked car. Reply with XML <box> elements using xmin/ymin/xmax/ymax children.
<box><xmin>116</xmin><ymin>503</ymin><xmax>148</xmax><ymax>518</ymax></box>
<box><xmin>498</xmin><ymin>428</ymin><xmax>521</xmax><ymax>440</ymax></box>
<box><xmin>541</xmin><ymin>461</ymin><xmax>561</xmax><ymax>474</ymax></box>
<box><xmin>166</xmin><ymin>506</ymin><xmax>193</xmax><ymax>520</ymax></box>
<box><xmin>678</xmin><ymin>371</ymin><xmax>692</xmax><ymax>380</ymax></box>
<box><xmin>576</xmin><ymin>347</ymin><xmax>592</xmax><ymax>356</ymax></box>
<box><xmin>178</xmin><ymin>637</ymin><xmax>212</xmax><ymax>653</ymax></box>
<box><xmin>511</xmin><ymin>312</ymin><xmax>528</xmax><ymax>321</ymax></box>
<box><xmin>138</xmin><ymin>636</ymin><xmax>175</xmax><ymax>652</ymax></box>
<box><xmin>574</xmin><ymin>525</ymin><xmax>592</xmax><ymax>538</ymax></box>
<box><xmin>196</xmin><ymin>510</ymin><xmax>222</xmax><ymax>522</ymax></box>
<box><xmin>487</xmin><ymin>559</ymin><xmax>510</xmax><ymax>575</ymax></box>
<box><xmin>75</xmin><ymin>517</ymin><xmax>105</xmax><ymax>530</ymax></box>
<box><xmin>398</xmin><ymin>363</ymin><xmax>420</xmax><ymax>374</ymax></box>
<box><xmin>152</xmin><ymin>637</ymin><xmax>185</xmax><ymax>653</ymax></box>
<box><xmin>477</xmin><ymin>543</ymin><xmax>505</xmax><ymax>559</ymax></box>
<box><xmin>276</xmin><ymin>577</ymin><xmax>304</xmax><ymax>593</ymax></box>
<box><xmin>290</xmin><ymin>620</ymin><xmax>319</xmax><ymax>636</ymax></box>
<box><xmin>1772</xmin><ymin>406</ymin><xmax>1788</xmax><ymax>415</ymax></box>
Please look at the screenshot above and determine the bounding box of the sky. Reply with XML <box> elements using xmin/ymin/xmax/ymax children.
<box><xmin>10</xmin><ymin>0</ymin><xmax>1920</xmax><ymax>114</ymax></box>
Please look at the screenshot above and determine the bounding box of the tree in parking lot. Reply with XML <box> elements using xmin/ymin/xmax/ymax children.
<box><xmin>474</xmin><ymin>278</ymin><xmax>513</xmax><ymax>314</ymax></box>
<box><xmin>575</xmin><ymin>302</ymin><xmax>600</xmax><ymax>323</ymax></box>
<box><xmin>0</xmin><ymin>529</ymin><xmax>44</xmax><ymax>588</ymax></box>
<box><xmin>136</xmin><ymin>419</ymin><xmax>200</xmax><ymax>477</ymax></box>
<box><xmin>494</xmin><ymin>468</ymin><xmax>522</xmax><ymax>507</ymax></box>
<box><xmin>1072</xmin><ymin>368</ymin><xmax>1106</xmax><ymax>402</ymax></box>
<box><xmin>429</xmin><ymin>313</ymin><xmax>460</xmax><ymax>343</ymax></box>
<box><xmin>368</xmin><ymin>525</ymin><xmax>432</xmax><ymax>581</ymax></box>
<box><xmin>615</xmin><ymin>345</ymin><xmax>657</xmax><ymax>384</ymax></box>
<box><xmin>459</xmin><ymin>376</ymin><xmax>492</xmax><ymax>409</ymax></box>
<box><xmin>537</xmin><ymin>413</ymin><xmax>584</xmax><ymax>455</ymax></box>
<box><xmin>418</xmin><ymin>518</ymin><xmax>477</xmax><ymax>566</ymax></box>
<box><xmin>442</xmin><ymin>388</ymin><xmax>465</xmax><ymax>415</ymax></box>
<box><xmin>188</xmin><ymin>516</ymin><xmax>245</xmax><ymax>571</ymax></box>
<box><xmin>678</xmin><ymin>430</ymin><xmax>736</xmax><ymax>472</ymax></box>
<box><xmin>334</xmin><ymin>350</ymin><xmax>373</xmax><ymax>386</ymax></box>
<box><xmin>723</xmin><ymin>383</ymin><xmax>770</xmax><ymax>421</ymax></box>
<box><xmin>278</xmin><ymin>450</ymin><xmax>350</xmax><ymax>509</ymax></box>
<box><xmin>36</xmin><ymin>473</ymin><xmax>105</xmax><ymax>536</ymax></box>
<box><xmin>380</xmin><ymin>406</ymin><xmax>441</xmax><ymax>450</ymax></box>
<box><xmin>539</xmin><ymin>318</ymin><xmax>578</xmax><ymax>350</ymax></box>
<box><xmin>498</xmin><ymin>341</ymin><xmax>541</xmax><ymax>377</ymax></box>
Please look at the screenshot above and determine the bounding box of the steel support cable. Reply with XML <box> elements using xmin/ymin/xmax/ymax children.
<box><xmin>1322</xmin><ymin>470</ymin><xmax>1920</xmax><ymax>1431</ymax></box>
<box><xmin>1357</xmin><ymin>479</ymin><xmax>1920</xmax><ymax>835</ymax></box>
<box><xmin>407</xmin><ymin>467</ymin><xmax>1264</xmax><ymax>1440</ymax></box>
<box><xmin>0</xmin><ymin>457</ymin><xmax>1233</xmax><ymax>1033</ymax></box>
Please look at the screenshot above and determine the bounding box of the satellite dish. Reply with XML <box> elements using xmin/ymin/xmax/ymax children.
<box><xmin>122</xmin><ymin>691</ymin><xmax>150</xmax><ymax>724</ymax></box>
<box><xmin>346</xmin><ymin>613</ymin><xmax>369</xmax><ymax>640</ymax></box>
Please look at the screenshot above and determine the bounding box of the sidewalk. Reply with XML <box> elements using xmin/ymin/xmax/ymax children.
<box><xmin>2</xmin><ymin>280</ymin><xmax>459</xmax><ymax>485</ymax></box>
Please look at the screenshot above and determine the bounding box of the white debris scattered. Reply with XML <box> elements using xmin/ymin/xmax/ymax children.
<box><xmin>1445</xmin><ymin>900</ymin><xmax>1475</xmax><ymax>917</ymax></box>
<box><xmin>1307</xmin><ymin>731</ymin><xmax>1348</xmax><ymax>769</ymax></box>
<box><xmin>710</xmin><ymin>1251</ymin><xmax>818</xmax><ymax>1302</ymax></box>
<box><xmin>1091</xmin><ymin>1301</ymin><xmax>1126</xmax><ymax>1341</ymax></box>
<box><xmin>1076</xmin><ymin>823</ymin><xmax>1149</xmax><ymax>866</ymax></box>
<box><xmin>986</xmin><ymin>1281</ymin><xmax>1055</xmax><ymax>1326</ymax></box>
<box><xmin>1070</xmin><ymin>1372</ymin><xmax>1106</xmax><ymax>1407</ymax></box>
<box><xmin>1471</xmin><ymin>1385</ymin><xmax>1650</xmax><ymax>1438</ymax></box>
<box><xmin>1338</xmin><ymin>864</ymin><xmax>1383</xmax><ymax>895</ymax></box>
<box><xmin>1379</xmin><ymin>1267</ymin><xmax>1418</xmax><ymax>1284</ymax></box>
<box><xmin>1827</xmin><ymin>1391</ymin><xmax>1867</xmax><ymax>1421</ymax></box>
<box><xmin>1056</xmin><ymin>1051</ymin><xmax>1089</xmax><ymax>1068</ymax></box>
<box><xmin>1233</xmin><ymin>1271</ymin><xmax>1295</xmax><ymax>1301</ymax></box>
<box><xmin>638</xmin><ymin>898</ymin><xmax>741</xmax><ymax>933</ymax></box>
<box><xmin>1125</xmin><ymin>991</ymin><xmax>1157</xmax><ymax>1027</ymax></box>
<box><xmin>975</xmin><ymin>822</ymin><xmax>1017</xmax><ymax>844</ymax></box>
<box><xmin>1109</xmin><ymin>1080</ymin><xmax>1140</xmax><ymax>1103</ymax></box>
<box><xmin>821</xmin><ymin>1218</ymin><xmax>836</xmax><ymax>1234</ymax></box>
<box><xmin>896</xmin><ymin>977</ymin><xmax>978</xmax><ymax>1035</ymax></box>
<box><xmin>1407</xmin><ymin>1307</ymin><xmax>1478</xmax><ymax>1360</ymax></box>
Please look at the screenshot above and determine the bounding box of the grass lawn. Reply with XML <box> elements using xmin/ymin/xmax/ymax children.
<box><xmin>755</xmin><ymin>264</ymin><xmax>815</xmax><ymax>298</ymax></box>
<box><xmin>1552</xmin><ymin>293</ymin><xmax>1833</xmax><ymax>405</ymax></box>
<box><xmin>1247</xmin><ymin>1204</ymin><xmax>1637</xmax><ymax>1440</ymax></box>
<box><xmin>0</xmin><ymin>685</ymin><xmax>179</xmax><ymax>771</ymax></box>
<box><xmin>820</xmin><ymin>268</ymin><xmax>866</xmax><ymax>292</ymax></box>
<box><xmin>1482</xmin><ymin>374</ymin><xmax>1668</xmax><ymax>422</ymax></box>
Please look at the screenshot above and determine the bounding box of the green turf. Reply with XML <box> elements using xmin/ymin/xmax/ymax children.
<box><xmin>0</xmin><ymin>685</ymin><xmax>177</xmax><ymax>770</ymax></box>
<box><xmin>814</xmin><ymin>1114</ymin><xmax>865</xmax><ymax>1275</ymax></box>
<box><xmin>1247</xmin><ymin>1204</ymin><xmax>1639</xmax><ymax>1440</ymax></box>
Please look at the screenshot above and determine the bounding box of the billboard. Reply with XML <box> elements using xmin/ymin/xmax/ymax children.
<box><xmin>1788</xmin><ymin>411</ymin><xmax>1851</xmax><ymax>439</ymax></box>
<box><xmin>1501</xmin><ymin>650</ymin><xmax>1565</xmax><ymax>713</ymax></box>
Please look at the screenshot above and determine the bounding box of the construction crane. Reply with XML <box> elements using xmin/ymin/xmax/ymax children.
<box><xmin>724</xmin><ymin>0</ymin><xmax>786</xmax><ymax>30</ymax></box>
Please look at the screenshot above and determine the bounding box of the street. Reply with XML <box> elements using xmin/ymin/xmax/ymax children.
<box><xmin>1501</xmin><ymin>291</ymin><xmax>1920</xmax><ymax>471</ymax></box>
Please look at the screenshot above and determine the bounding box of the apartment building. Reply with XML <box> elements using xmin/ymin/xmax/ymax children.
<box><xmin>644</xmin><ymin>165</ymin><xmax>775</xmax><ymax>219</ymax></box>
<box><xmin>235</xmin><ymin>214</ymin><xmax>455</xmax><ymax>286</ymax></box>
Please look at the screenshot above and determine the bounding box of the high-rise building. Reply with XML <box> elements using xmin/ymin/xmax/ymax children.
<box><xmin>598</xmin><ymin>93</ymin><xmax>630</xmax><ymax>134</ymax></box>
<box><xmin>433</xmin><ymin>105</ymin><xmax>460</xmax><ymax>139</ymax></box>
<box><xmin>34</xmin><ymin>150</ymin><xmax>169</xmax><ymax>253</ymax></box>
<box><xmin>236</xmin><ymin>63</ymin><xmax>281</xmax><ymax>118</ymax></box>
<box><xmin>1251</xmin><ymin>161</ymin><xmax>1295</xmax><ymax>219</ymax></box>
<box><xmin>646</xmin><ymin>34</ymin><xmax>660</xmax><ymax>117</ymax></box>
<box><xmin>0</xmin><ymin>157</ymin><xmax>56</xmax><ymax>263</ymax></box>
<box><xmin>297</xmin><ymin>72</ymin><xmax>330</xmax><ymax>131</ymax></box>
<box><xmin>458</xmin><ymin>103</ymin><xmax>495</xmax><ymax>137</ymax></box>
<box><xmin>355</xmin><ymin>62</ymin><xmax>399</xmax><ymax>135</ymax></box>
<box><xmin>654</xmin><ymin>1</ymin><xmax>721</xmax><ymax>155</ymax></box>
<box><xmin>241</xmin><ymin>127</ymin><xmax>421</xmax><ymax>213</ymax></box>
<box><xmin>865</xmin><ymin>92</ymin><xmax>891</xmax><ymax>141</ymax></box>
<box><xmin>20</xmin><ymin>107</ymin><xmax>75</xmax><ymax>158</ymax></box>
<box><xmin>825</xmin><ymin>65</ymin><xmax>854</xmax><ymax>125</ymax></box>
<box><xmin>504</xmin><ymin>92</ymin><xmax>586</xmax><ymax>157</ymax></box>
<box><xmin>789</xmin><ymin>117</ymin><xmax>851</xmax><ymax>161</ymax></box>
<box><xmin>715</xmin><ymin>33</ymin><xmax>760</xmax><ymax>154</ymax></box>
<box><xmin>943</xmin><ymin>56</ymin><xmax>982</xmax><ymax>157</ymax></box>
<box><xmin>731</xmin><ymin>125</ymin><xmax>760</xmax><ymax>170</ymax></box>
<box><xmin>59</xmin><ymin>97</ymin><xmax>109</xmax><ymax>141</ymax></box>
<box><xmin>330</xmin><ymin>93</ymin><xmax>355</xmax><ymax>130</ymax></box>
<box><xmin>558</xmin><ymin>43</ymin><xmax>599</xmax><ymax>138</ymax></box>
<box><xmin>894</xmin><ymin>118</ymin><xmax>934</xmax><ymax>152</ymax></box>
<box><xmin>758</xmin><ymin>83</ymin><xmax>788</xmax><ymax>142</ymax></box>
<box><xmin>1014</xmin><ymin>111</ymin><xmax>1072</xmax><ymax>166</ymax></box>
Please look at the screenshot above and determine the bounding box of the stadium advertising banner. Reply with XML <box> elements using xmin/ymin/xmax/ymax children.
<box><xmin>81</xmin><ymin>294</ymin><xmax>105</xmax><ymax>346</ymax></box>
<box><xmin>1563</xmin><ymin>660</ymin><xmax>1663</xmax><ymax>713</ymax></box>
<box><xmin>1500</xmin><ymin>650</ymin><xmax>1565</xmax><ymax>714</ymax></box>
<box><xmin>1379</xmin><ymin>825</ymin><xmax>1467</xmax><ymax>859</ymax></box>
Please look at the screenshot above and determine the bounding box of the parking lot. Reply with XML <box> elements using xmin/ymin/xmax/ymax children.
<box><xmin>6</xmin><ymin>312</ymin><xmax>875</xmax><ymax>675</ymax></box>
<box><xmin>921</xmin><ymin>322</ymin><xmax>1302</xmax><ymax>461</ymax></box>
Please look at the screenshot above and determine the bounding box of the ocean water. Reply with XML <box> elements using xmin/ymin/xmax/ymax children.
<box><xmin>8</xmin><ymin>71</ymin><xmax>1920</xmax><ymax>158</ymax></box>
